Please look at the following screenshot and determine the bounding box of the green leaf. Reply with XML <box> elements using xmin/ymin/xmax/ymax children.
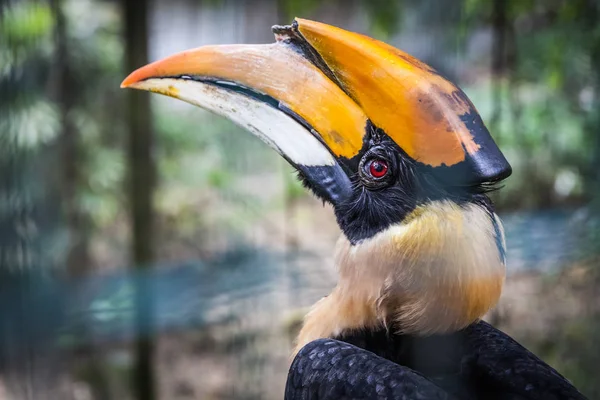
<box><xmin>363</xmin><ymin>0</ymin><xmax>402</xmax><ymax>39</ymax></box>
<box><xmin>1</xmin><ymin>3</ymin><xmax>54</xmax><ymax>44</ymax></box>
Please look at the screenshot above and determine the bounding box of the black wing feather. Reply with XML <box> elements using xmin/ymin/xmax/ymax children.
<box><xmin>286</xmin><ymin>322</ymin><xmax>587</xmax><ymax>400</ymax></box>
<box><xmin>285</xmin><ymin>338</ymin><xmax>457</xmax><ymax>400</ymax></box>
<box><xmin>463</xmin><ymin>321</ymin><xmax>585</xmax><ymax>400</ymax></box>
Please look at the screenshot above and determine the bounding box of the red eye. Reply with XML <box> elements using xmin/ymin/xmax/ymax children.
<box><xmin>369</xmin><ymin>159</ymin><xmax>388</xmax><ymax>178</ymax></box>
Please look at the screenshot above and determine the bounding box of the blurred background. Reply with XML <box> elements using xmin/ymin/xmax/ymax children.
<box><xmin>1</xmin><ymin>0</ymin><xmax>600</xmax><ymax>398</ymax></box>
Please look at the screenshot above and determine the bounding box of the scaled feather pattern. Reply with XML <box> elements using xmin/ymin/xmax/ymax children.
<box><xmin>285</xmin><ymin>321</ymin><xmax>587</xmax><ymax>400</ymax></box>
<box><xmin>285</xmin><ymin>339</ymin><xmax>455</xmax><ymax>400</ymax></box>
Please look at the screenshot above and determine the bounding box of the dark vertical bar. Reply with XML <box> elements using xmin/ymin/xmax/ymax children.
<box><xmin>0</xmin><ymin>0</ymin><xmax>66</xmax><ymax>397</ymax></box>
<box><xmin>484</xmin><ymin>0</ymin><xmax>508</xmax><ymax>326</ymax></box>
<box><xmin>54</xmin><ymin>0</ymin><xmax>91</xmax><ymax>278</ymax></box>
<box><xmin>123</xmin><ymin>0</ymin><xmax>156</xmax><ymax>398</ymax></box>
<box><xmin>586</xmin><ymin>0</ymin><xmax>600</xmax><ymax>193</ymax></box>
<box><xmin>490</xmin><ymin>0</ymin><xmax>506</xmax><ymax>130</ymax></box>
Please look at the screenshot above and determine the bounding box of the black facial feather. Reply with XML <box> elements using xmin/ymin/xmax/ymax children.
<box><xmin>296</xmin><ymin>121</ymin><xmax>500</xmax><ymax>244</ymax></box>
<box><xmin>334</xmin><ymin>144</ymin><xmax>418</xmax><ymax>243</ymax></box>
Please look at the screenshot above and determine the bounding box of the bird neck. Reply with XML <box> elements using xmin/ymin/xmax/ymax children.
<box><xmin>294</xmin><ymin>200</ymin><xmax>506</xmax><ymax>354</ymax></box>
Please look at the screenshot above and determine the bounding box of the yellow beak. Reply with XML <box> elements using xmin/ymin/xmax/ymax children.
<box><xmin>122</xmin><ymin>18</ymin><xmax>510</xmax><ymax>195</ymax></box>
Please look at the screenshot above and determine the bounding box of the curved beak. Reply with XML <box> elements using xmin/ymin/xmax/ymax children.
<box><xmin>122</xmin><ymin>18</ymin><xmax>510</xmax><ymax>203</ymax></box>
<box><xmin>121</xmin><ymin>40</ymin><xmax>368</xmax><ymax>204</ymax></box>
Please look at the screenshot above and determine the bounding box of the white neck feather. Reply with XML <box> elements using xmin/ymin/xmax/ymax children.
<box><xmin>294</xmin><ymin>200</ymin><xmax>506</xmax><ymax>354</ymax></box>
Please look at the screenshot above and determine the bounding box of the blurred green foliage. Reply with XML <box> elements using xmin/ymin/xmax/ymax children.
<box><xmin>2</xmin><ymin>0</ymin><xmax>598</xmax><ymax>265</ymax></box>
<box><xmin>1</xmin><ymin>0</ymin><xmax>598</xmax><ymax>271</ymax></box>
<box><xmin>363</xmin><ymin>0</ymin><xmax>402</xmax><ymax>39</ymax></box>
<box><xmin>278</xmin><ymin>0</ymin><xmax>322</xmax><ymax>20</ymax></box>
<box><xmin>1</xmin><ymin>1</ymin><xmax>58</xmax><ymax>271</ymax></box>
<box><xmin>0</xmin><ymin>2</ymin><xmax>54</xmax><ymax>72</ymax></box>
<box><xmin>460</xmin><ymin>0</ymin><xmax>599</xmax><ymax>210</ymax></box>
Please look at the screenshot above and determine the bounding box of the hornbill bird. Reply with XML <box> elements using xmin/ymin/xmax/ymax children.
<box><xmin>122</xmin><ymin>19</ymin><xmax>586</xmax><ymax>400</ymax></box>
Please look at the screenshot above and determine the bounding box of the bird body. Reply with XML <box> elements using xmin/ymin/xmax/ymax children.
<box><xmin>122</xmin><ymin>18</ymin><xmax>586</xmax><ymax>400</ymax></box>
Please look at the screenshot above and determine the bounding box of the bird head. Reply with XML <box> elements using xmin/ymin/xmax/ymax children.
<box><xmin>122</xmin><ymin>19</ymin><xmax>511</xmax><ymax>336</ymax></box>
